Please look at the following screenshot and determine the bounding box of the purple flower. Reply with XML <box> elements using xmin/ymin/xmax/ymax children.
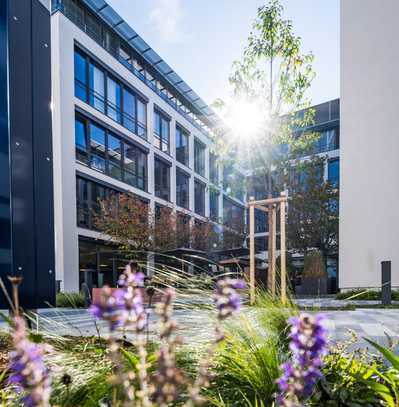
<box><xmin>90</xmin><ymin>287</ymin><xmax>126</xmax><ymax>332</ymax></box>
<box><xmin>123</xmin><ymin>286</ymin><xmax>147</xmax><ymax>333</ymax></box>
<box><xmin>213</xmin><ymin>278</ymin><xmax>246</xmax><ymax>320</ymax></box>
<box><xmin>8</xmin><ymin>316</ymin><xmax>52</xmax><ymax>407</ymax></box>
<box><xmin>90</xmin><ymin>264</ymin><xmax>148</xmax><ymax>333</ymax></box>
<box><xmin>277</xmin><ymin>313</ymin><xmax>327</xmax><ymax>406</ymax></box>
<box><xmin>118</xmin><ymin>263</ymin><xmax>145</xmax><ymax>288</ymax></box>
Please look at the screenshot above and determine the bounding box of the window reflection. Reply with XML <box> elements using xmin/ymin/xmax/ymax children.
<box><xmin>74</xmin><ymin>49</ymin><xmax>147</xmax><ymax>139</ymax></box>
<box><xmin>75</xmin><ymin>115</ymin><xmax>147</xmax><ymax>189</ymax></box>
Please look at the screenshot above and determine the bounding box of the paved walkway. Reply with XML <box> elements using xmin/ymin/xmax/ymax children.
<box><xmin>1</xmin><ymin>307</ymin><xmax>399</xmax><ymax>349</ymax></box>
<box><xmin>322</xmin><ymin>309</ymin><xmax>399</xmax><ymax>349</ymax></box>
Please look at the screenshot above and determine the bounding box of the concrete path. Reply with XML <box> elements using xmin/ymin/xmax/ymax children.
<box><xmin>1</xmin><ymin>307</ymin><xmax>399</xmax><ymax>350</ymax></box>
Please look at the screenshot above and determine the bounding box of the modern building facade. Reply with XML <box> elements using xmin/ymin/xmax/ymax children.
<box><xmin>51</xmin><ymin>0</ymin><xmax>246</xmax><ymax>292</ymax></box>
<box><xmin>340</xmin><ymin>0</ymin><xmax>399</xmax><ymax>290</ymax></box>
<box><xmin>248</xmin><ymin>98</ymin><xmax>340</xmax><ymax>293</ymax></box>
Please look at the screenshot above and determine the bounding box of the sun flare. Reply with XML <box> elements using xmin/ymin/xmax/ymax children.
<box><xmin>226</xmin><ymin>99</ymin><xmax>264</xmax><ymax>140</ymax></box>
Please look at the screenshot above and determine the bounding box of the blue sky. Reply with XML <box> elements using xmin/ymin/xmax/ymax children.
<box><xmin>106</xmin><ymin>0</ymin><xmax>339</xmax><ymax>108</ymax></box>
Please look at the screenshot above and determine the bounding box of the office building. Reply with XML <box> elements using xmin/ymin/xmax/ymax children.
<box><xmin>51</xmin><ymin>0</ymin><xmax>246</xmax><ymax>292</ymax></box>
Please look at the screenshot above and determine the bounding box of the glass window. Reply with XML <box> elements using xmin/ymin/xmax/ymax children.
<box><xmin>210</xmin><ymin>153</ymin><xmax>218</xmax><ymax>184</ymax></box>
<box><xmin>76</xmin><ymin>177</ymin><xmax>89</xmax><ymax>228</ymax></box>
<box><xmin>123</xmin><ymin>88</ymin><xmax>136</xmax><ymax>132</ymax></box>
<box><xmin>194</xmin><ymin>139</ymin><xmax>205</xmax><ymax>176</ymax></box>
<box><xmin>108</xmin><ymin>133</ymin><xmax>122</xmax><ymax>180</ymax></box>
<box><xmin>74</xmin><ymin>50</ymin><xmax>87</xmax><ymax>102</ymax></box>
<box><xmin>107</xmin><ymin>76</ymin><xmax>122</xmax><ymax>123</ymax></box>
<box><xmin>124</xmin><ymin>144</ymin><xmax>147</xmax><ymax>191</ymax></box>
<box><xmin>154</xmin><ymin>158</ymin><xmax>170</xmax><ymax>201</ymax></box>
<box><xmin>313</xmin><ymin>129</ymin><xmax>339</xmax><ymax>154</ymax></box>
<box><xmin>136</xmin><ymin>149</ymin><xmax>147</xmax><ymax>190</ymax></box>
<box><xmin>119</xmin><ymin>44</ymin><xmax>132</xmax><ymax>66</ymax></box>
<box><xmin>124</xmin><ymin>144</ymin><xmax>137</xmax><ymax>187</ymax></box>
<box><xmin>75</xmin><ymin>118</ymin><xmax>88</xmax><ymax>164</ymax></box>
<box><xmin>176</xmin><ymin>213</ymin><xmax>191</xmax><ymax>249</ymax></box>
<box><xmin>137</xmin><ymin>99</ymin><xmax>147</xmax><ymax>139</ymax></box>
<box><xmin>176</xmin><ymin>126</ymin><xmax>189</xmax><ymax>166</ymax></box>
<box><xmin>176</xmin><ymin>170</ymin><xmax>190</xmax><ymax>209</ymax></box>
<box><xmin>77</xmin><ymin>178</ymin><xmax>124</xmax><ymax>231</ymax></box>
<box><xmin>210</xmin><ymin>190</ymin><xmax>219</xmax><ymax>222</ymax></box>
<box><xmin>89</xmin><ymin>123</ymin><xmax>106</xmax><ymax>173</ymax></box>
<box><xmin>154</xmin><ymin>110</ymin><xmax>170</xmax><ymax>153</ymax></box>
<box><xmin>223</xmin><ymin>197</ymin><xmax>245</xmax><ymax>231</ymax></box>
<box><xmin>75</xmin><ymin>49</ymin><xmax>148</xmax><ymax>138</ymax></box>
<box><xmin>91</xmin><ymin>182</ymin><xmax>107</xmax><ymax>229</ymax></box>
<box><xmin>328</xmin><ymin>158</ymin><xmax>339</xmax><ymax>187</ymax></box>
<box><xmin>75</xmin><ymin>115</ymin><xmax>147</xmax><ymax>189</ymax></box>
<box><xmin>161</xmin><ymin>116</ymin><xmax>170</xmax><ymax>153</ymax></box>
<box><xmin>194</xmin><ymin>180</ymin><xmax>205</xmax><ymax>216</ymax></box>
<box><xmin>85</xmin><ymin>12</ymin><xmax>103</xmax><ymax>45</ymax></box>
<box><xmin>105</xmin><ymin>30</ymin><xmax>119</xmax><ymax>57</ymax></box>
<box><xmin>89</xmin><ymin>62</ymin><xmax>105</xmax><ymax>113</ymax></box>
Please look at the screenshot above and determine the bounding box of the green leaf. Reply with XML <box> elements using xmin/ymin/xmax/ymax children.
<box><xmin>364</xmin><ymin>337</ymin><xmax>399</xmax><ymax>370</ymax></box>
<box><xmin>120</xmin><ymin>348</ymin><xmax>139</xmax><ymax>370</ymax></box>
<box><xmin>0</xmin><ymin>311</ymin><xmax>12</xmax><ymax>327</ymax></box>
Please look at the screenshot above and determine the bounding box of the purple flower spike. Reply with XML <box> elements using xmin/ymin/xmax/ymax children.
<box><xmin>277</xmin><ymin>313</ymin><xmax>327</xmax><ymax>406</ymax></box>
<box><xmin>8</xmin><ymin>316</ymin><xmax>52</xmax><ymax>407</ymax></box>
<box><xmin>213</xmin><ymin>278</ymin><xmax>246</xmax><ymax>320</ymax></box>
<box><xmin>91</xmin><ymin>263</ymin><xmax>148</xmax><ymax>333</ymax></box>
<box><xmin>118</xmin><ymin>263</ymin><xmax>145</xmax><ymax>288</ymax></box>
<box><xmin>90</xmin><ymin>287</ymin><xmax>126</xmax><ymax>332</ymax></box>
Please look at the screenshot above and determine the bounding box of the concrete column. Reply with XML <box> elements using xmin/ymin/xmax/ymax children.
<box><xmin>52</xmin><ymin>14</ymin><xmax>79</xmax><ymax>292</ymax></box>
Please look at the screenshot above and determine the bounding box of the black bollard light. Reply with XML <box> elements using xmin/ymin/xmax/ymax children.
<box><xmin>381</xmin><ymin>261</ymin><xmax>392</xmax><ymax>306</ymax></box>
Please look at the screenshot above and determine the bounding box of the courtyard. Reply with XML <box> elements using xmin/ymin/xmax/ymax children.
<box><xmin>1</xmin><ymin>0</ymin><xmax>399</xmax><ymax>406</ymax></box>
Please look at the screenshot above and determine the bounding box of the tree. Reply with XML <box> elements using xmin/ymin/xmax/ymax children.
<box><xmin>94</xmin><ymin>192</ymin><xmax>219</xmax><ymax>256</ymax></box>
<box><xmin>220</xmin><ymin>0</ymin><xmax>316</xmax><ymax>173</ymax></box>
<box><xmin>286</xmin><ymin>156</ymin><xmax>339</xmax><ymax>266</ymax></box>
<box><xmin>214</xmin><ymin>0</ymin><xmax>316</xmax><ymax>285</ymax></box>
<box><xmin>222</xmin><ymin>213</ymin><xmax>246</xmax><ymax>250</ymax></box>
<box><xmin>95</xmin><ymin>193</ymin><xmax>152</xmax><ymax>253</ymax></box>
<box><xmin>191</xmin><ymin>219</ymin><xmax>219</xmax><ymax>253</ymax></box>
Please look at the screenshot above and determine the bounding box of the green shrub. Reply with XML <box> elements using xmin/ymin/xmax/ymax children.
<box><xmin>56</xmin><ymin>292</ymin><xmax>86</xmax><ymax>308</ymax></box>
<box><xmin>208</xmin><ymin>317</ymin><xmax>283</xmax><ymax>406</ymax></box>
<box><xmin>311</xmin><ymin>339</ymin><xmax>399</xmax><ymax>406</ymax></box>
<box><xmin>336</xmin><ymin>289</ymin><xmax>399</xmax><ymax>301</ymax></box>
<box><xmin>207</xmin><ymin>289</ymin><xmax>297</xmax><ymax>406</ymax></box>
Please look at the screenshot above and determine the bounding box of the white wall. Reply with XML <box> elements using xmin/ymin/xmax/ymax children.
<box><xmin>340</xmin><ymin>0</ymin><xmax>399</xmax><ymax>289</ymax></box>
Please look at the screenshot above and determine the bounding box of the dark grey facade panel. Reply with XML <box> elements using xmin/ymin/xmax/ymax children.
<box><xmin>0</xmin><ymin>0</ymin><xmax>12</xmax><ymax>283</ymax></box>
<box><xmin>31</xmin><ymin>0</ymin><xmax>55</xmax><ymax>307</ymax></box>
<box><xmin>0</xmin><ymin>0</ymin><xmax>55</xmax><ymax>309</ymax></box>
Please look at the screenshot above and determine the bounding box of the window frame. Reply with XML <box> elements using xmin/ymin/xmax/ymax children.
<box><xmin>153</xmin><ymin>109</ymin><xmax>170</xmax><ymax>154</ymax></box>
<box><xmin>74</xmin><ymin>48</ymin><xmax>148</xmax><ymax>140</ymax></box>
<box><xmin>194</xmin><ymin>179</ymin><xmax>206</xmax><ymax>216</ymax></box>
<box><xmin>328</xmin><ymin>158</ymin><xmax>339</xmax><ymax>187</ymax></box>
<box><xmin>75</xmin><ymin>113</ymin><xmax>148</xmax><ymax>191</ymax></box>
<box><xmin>176</xmin><ymin>169</ymin><xmax>190</xmax><ymax>209</ymax></box>
<box><xmin>194</xmin><ymin>138</ymin><xmax>206</xmax><ymax>177</ymax></box>
<box><xmin>209</xmin><ymin>189</ymin><xmax>219</xmax><ymax>222</ymax></box>
<box><xmin>154</xmin><ymin>157</ymin><xmax>171</xmax><ymax>201</ymax></box>
<box><xmin>176</xmin><ymin>124</ymin><xmax>189</xmax><ymax>166</ymax></box>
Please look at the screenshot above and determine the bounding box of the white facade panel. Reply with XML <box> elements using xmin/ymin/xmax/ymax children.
<box><xmin>340</xmin><ymin>0</ymin><xmax>399</xmax><ymax>289</ymax></box>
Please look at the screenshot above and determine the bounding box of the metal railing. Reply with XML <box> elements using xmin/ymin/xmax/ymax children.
<box><xmin>53</xmin><ymin>0</ymin><xmax>213</xmax><ymax>139</ymax></box>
